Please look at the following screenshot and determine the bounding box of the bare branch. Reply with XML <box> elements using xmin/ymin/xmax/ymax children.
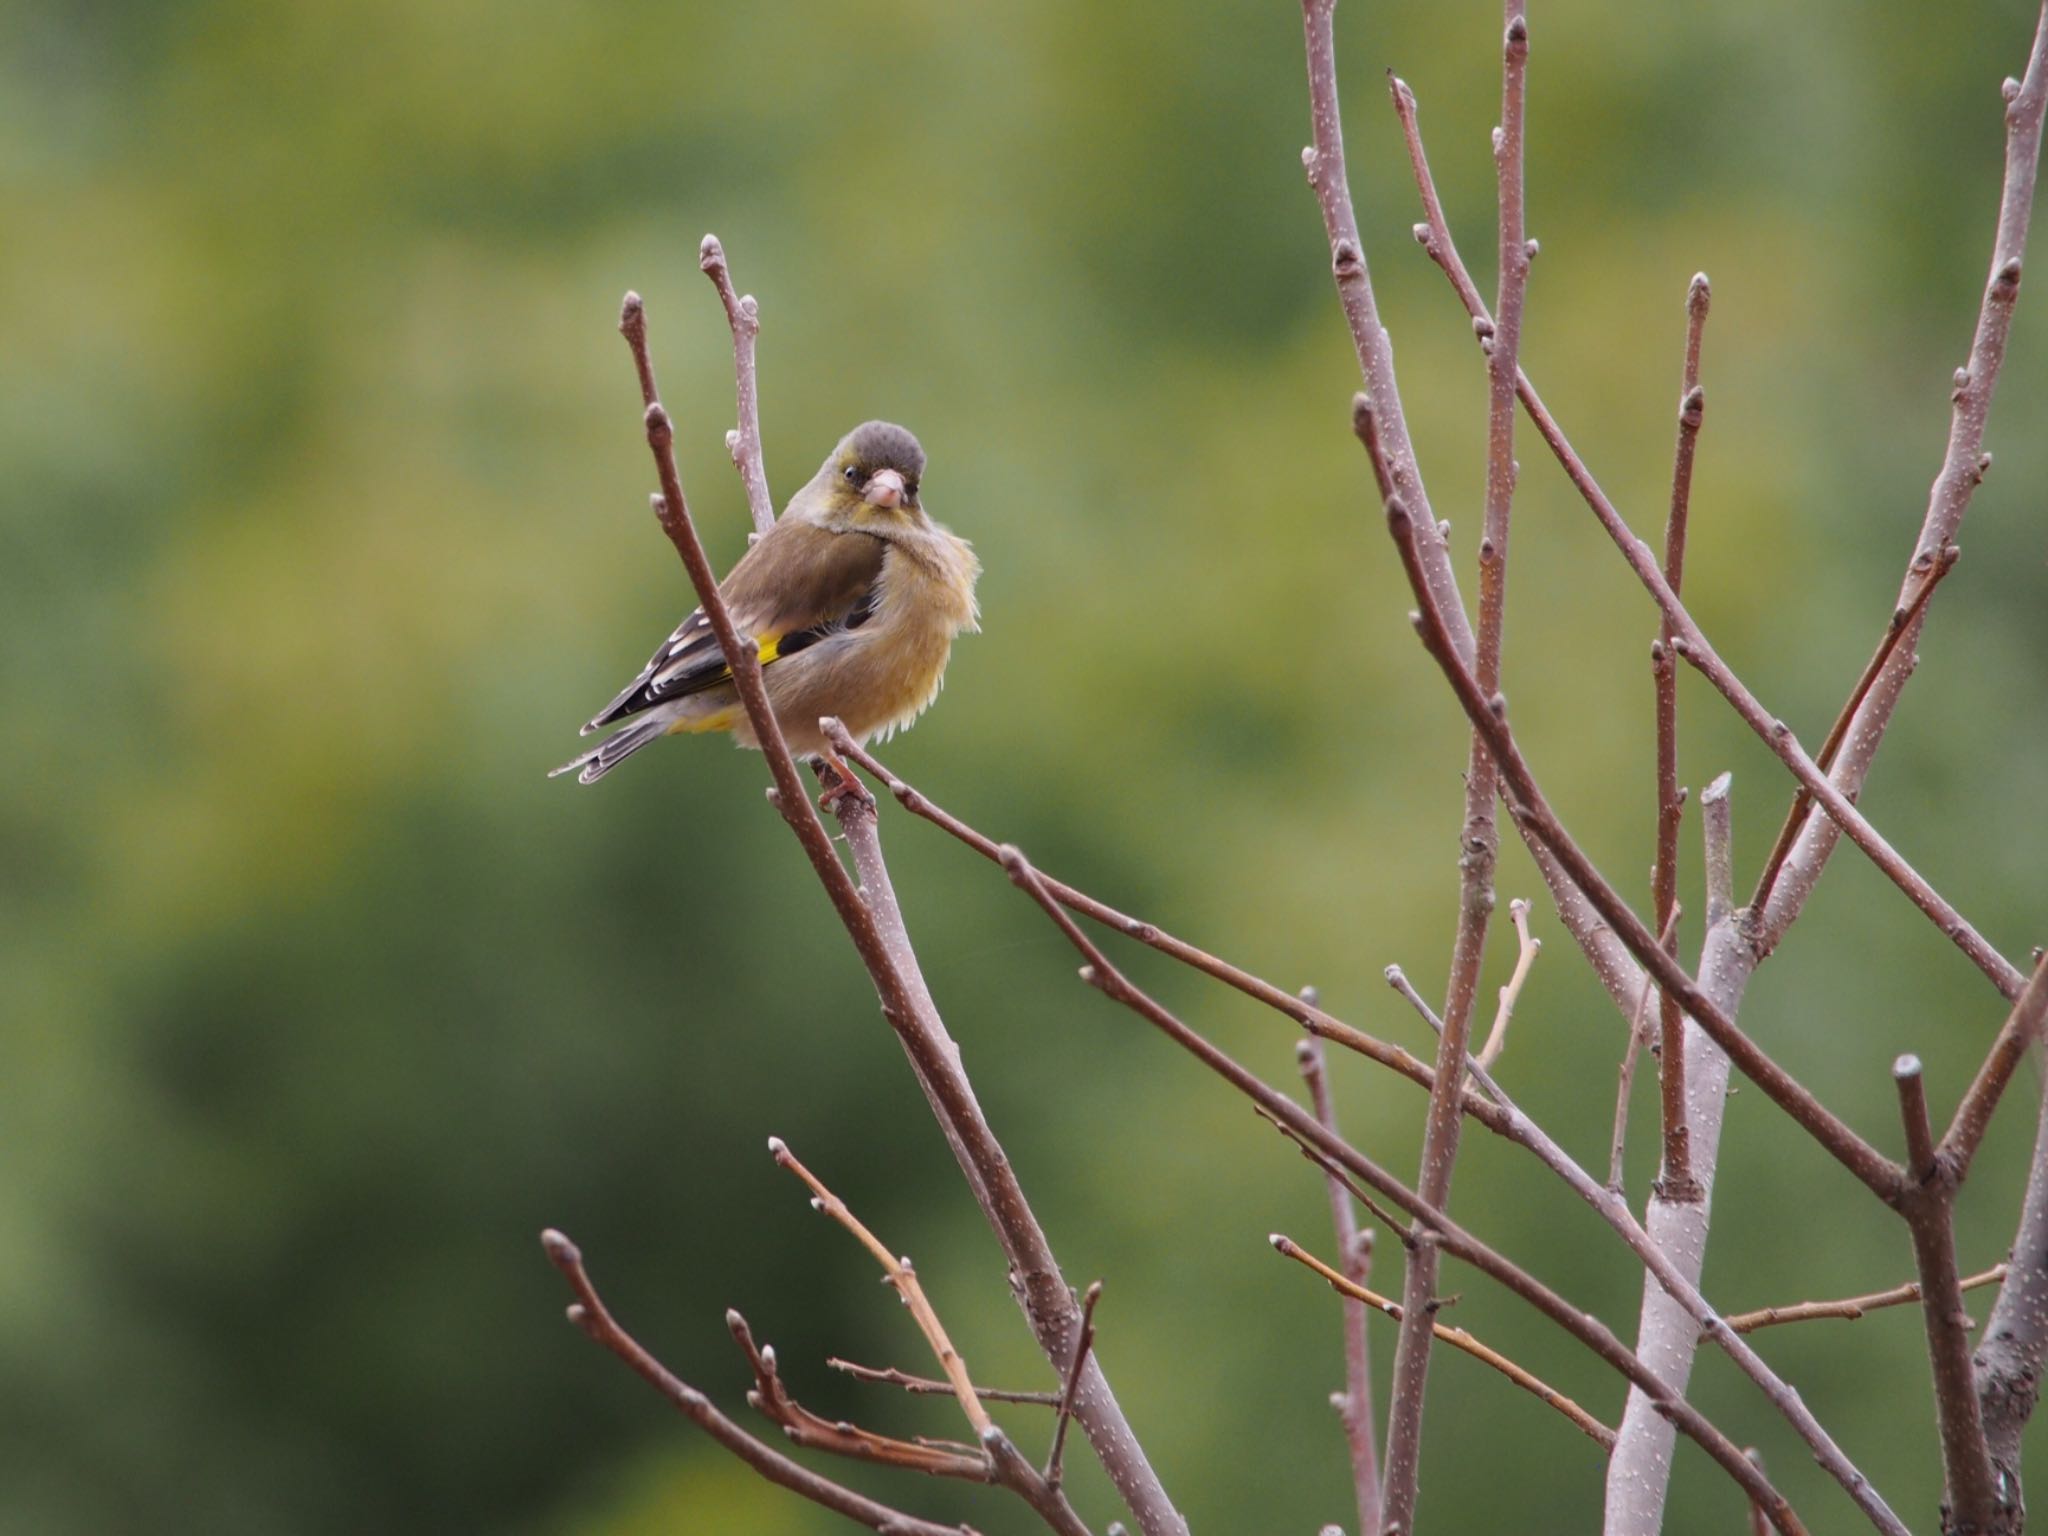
<box><xmin>1757</xmin><ymin>0</ymin><xmax>2048</xmax><ymax>949</ymax></box>
<box><xmin>1272</xmin><ymin>1233</ymin><xmax>1613</xmax><ymax>1450</ymax></box>
<box><xmin>727</xmin><ymin>1309</ymin><xmax>993</xmax><ymax>1481</ymax></box>
<box><xmin>1403</xmin><ymin>958</ymin><xmax>1908</xmax><ymax>1534</ymax></box>
<box><xmin>830</xmin><ymin>726</ymin><xmax>1512</xmax><ymax>1143</ymax></box>
<box><xmin>1378</xmin><ymin>495</ymin><xmax>1905</xmax><ymax>1203</ymax></box>
<box><xmin>1265</xmin><ymin>1107</ymin><xmax>1419</xmax><ymax>1247</ymax></box>
<box><xmin>1701</xmin><ymin>773</ymin><xmax>1736</xmax><ymax>928</ymax></box>
<box><xmin>1045</xmin><ymin>1282</ymin><xmax>1101</xmax><ymax>1490</ymax></box>
<box><xmin>844</xmin><ymin>728</ymin><xmax>1867</xmax><ymax>1525</ymax></box>
<box><xmin>617</xmin><ymin>298</ymin><xmax>881</xmax><ymax>993</ymax></box>
<box><xmin>1976</xmin><ymin>1074</ymin><xmax>2048</xmax><ymax>1514</ymax></box>
<box><xmin>844</xmin><ymin>546</ymin><xmax>1880</xmax><ymax>1527</ymax></box>
<box><xmin>1299</xmin><ymin>0</ymin><xmax>1464</xmax><ymax>660</ymax></box>
<box><xmin>1676</xmin><ymin>603</ymin><xmax>2022</xmax><ymax>993</ymax></box>
<box><xmin>1725</xmin><ymin>1265</ymin><xmax>2008</xmax><ymax>1335</ymax></box>
<box><xmin>1299</xmin><ymin>1033</ymin><xmax>1380</xmax><ymax>1532</ymax></box>
<box><xmin>1653</xmin><ymin>770</ymin><xmax>1725</xmax><ymax>1202</ymax></box>
<box><xmin>1749</xmin><ymin>546</ymin><xmax>1958</xmax><ymax>914</ymax></box>
<box><xmin>982</xmin><ymin>1428</ymin><xmax>1096</xmax><ymax>1536</ymax></box>
<box><xmin>1608</xmin><ymin>907</ymin><xmax>1681</xmax><ymax>1193</ymax></box>
<box><xmin>698</xmin><ymin>234</ymin><xmax>775</xmax><ymax>537</ymax></box>
<box><xmin>817</xmin><ymin>782</ymin><xmax>1173</xmax><ymax>1534</ymax></box>
<box><xmin>1895</xmin><ymin>1057</ymin><xmax>2007</xmax><ymax>1533</ymax></box>
<box><xmin>1383</xmin><ymin>11</ymin><xmax>1531</xmax><ymax>1507</ymax></box>
<box><xmin>1304</xmin><ymin>2</ymin><xmax>1648</xmax><ymax>1023</ymax></box>
<box><xmin>843</xmin><ymin>649</ymin><xmax>1877</xmax><ymax>1532</ymax></box>
<box><xmin>1387</xmin><ymin>81</ymin><xmax>2030</xmax><ymax>1004</ymax></box>
<box><xmin>1652</xmin><ymin>272</ymin><xmax>1711</xmax><ymax>1202</ymax></box>
<box><xmin>770</xmin><ymin>1140</ymin><xmax>1096</xmax><ymax>1536</ymax></box>
<box><xmin>828</xmin><ymin>1359</ymin><xmax>1065</xmax><ymax>1408</ymax></box>
<box><xmin>540</xmin><ymin>1231</ymin><xmax>976</xmax><ymax>1536</ymax></box>
<box><xmin>1382</xmin><ymin>963</ymin><xmax>1443</xmax><ymax>1037</ymax></box>
<box><xmin>1474</xmin><ymin>898</ymin><xmax>1540</xmax><ymax>1071</ymax></box>
<box><xmin>1607</xmin><ymin>770</ymin><xmax>1742</xmax><ymax>1531</ymax></box>
<box><xmin>771</xmin><ymin>1137</ymin><xmax>995</xmax><ymax>1439</ymax></box>
<box><xmin>1941</xmin><ymin>954</ymin><xmax>2048</xmax><ymax>1182</ymax></box>
<box><xmin>998</xmin><ymin>843</ymin><xmax>1808</xmax><ymax>1532</ymax></box>
<box><xmin>609</xmin><ymin>297</ymin><xmax>1177</xmax><ymax>1531</ymax></box>
<box><xmin>1350</xmin><ymin>385</ymin><xmax>1649</xmax><ymax>1028</ymax></box>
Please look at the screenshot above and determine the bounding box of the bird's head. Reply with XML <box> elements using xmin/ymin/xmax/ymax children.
<box><xmin>815</xmin><ymin>420</ymin><xmax>927</xmax><ymax>530</ymax></box>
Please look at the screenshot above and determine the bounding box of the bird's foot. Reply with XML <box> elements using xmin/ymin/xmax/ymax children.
<box><xmin>814</xmin><ymin>751</ymin><xmax>873</xmax><ymax>815</ymax></box>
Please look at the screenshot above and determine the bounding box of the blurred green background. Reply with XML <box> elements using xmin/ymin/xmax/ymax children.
<box><xmin>5</xmin><ymin>0</ymin><xmax>2046</xmax><ymax>1531</ymax></box>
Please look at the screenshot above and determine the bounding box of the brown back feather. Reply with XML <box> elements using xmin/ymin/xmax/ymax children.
<box><xmin>581</xmin><ymin>520</ymin><xmax>887</xmax><ymax>732</ymax></box>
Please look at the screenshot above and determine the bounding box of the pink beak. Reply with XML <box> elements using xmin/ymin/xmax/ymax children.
<box><xmin>863</xmin><ymin>468</ymin><xmax>906</xmax><ymax>509</ymax></box>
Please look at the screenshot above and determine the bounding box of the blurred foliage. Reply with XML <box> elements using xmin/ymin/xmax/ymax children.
<box><xmin>4</xmin><ymin>1</ymin><xmax>2047</xmax><ymax>1532</ymax></box>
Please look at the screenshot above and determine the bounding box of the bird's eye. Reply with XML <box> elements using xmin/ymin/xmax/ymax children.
<box><xmin>843</xmin><ymin>465</ymin><xmax>861</xmax><ymax>484</ymax></box>
<box><xmin>904</xmin><ymin>480</ymin><xmax>920</xmax><ymax>500</ymax></box>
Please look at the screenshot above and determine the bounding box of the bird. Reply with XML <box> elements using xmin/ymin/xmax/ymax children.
<box><xmin>553</xmin><ymin>421</ymin><xmax>979</xmax><ymax>789</ymax></box>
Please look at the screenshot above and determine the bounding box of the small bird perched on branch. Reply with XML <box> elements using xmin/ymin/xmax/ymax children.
<box><xmin>554</xmin><ymin>421</ymin><xmax>979</xmax><ymax>788</ymax></box>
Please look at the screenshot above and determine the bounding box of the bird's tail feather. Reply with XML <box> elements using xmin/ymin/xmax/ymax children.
<box><xmin>548</xmin><ymin>714</ymin><xmax>671</xmax><ymax>784</ymax></box>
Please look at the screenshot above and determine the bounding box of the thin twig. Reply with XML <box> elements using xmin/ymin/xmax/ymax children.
<box><xmin>1677</xmin><ymin>594</ymin><xmax>2021</xmax><ymax>994</ymax></box>
<box><xmin>1388</xmin><ymin>78</ymin><xmax>2029</xmax><ymax>1005</ymax></box>
<box><xmin>1373</xmin><ymin>484</ymin><xmax>1905</xmax><ymax>1203</ymax></box>
<box><xmin>1940</xmin><ymin>953</ymin><xmax>2048</xmax><ymax>1182</ymax></box>
<box><xmin>727</xmin><ymin>1310</ymin><xmax>992</xmax><ymax>1480</ymax></box>
<box><xmin>1748</xmin><ymin>1450</ymin><xmax>1772</xmax><ymax>1536</ymax></box>
<box><xmin>1608</xmin><ymin>907</ymin><xmax>1682</xmax><ymax>1193</ymax></box>
<box><xmin>1749</xmin><ymin>546</ymin><xmax>1958</xmax><ymax>914</ymax></box>
<box><xmin>1383</xmin><ymin>18</ymin><xmax>2048</xmax><ymax>1532</ymax></box>
<box><xmin>997</xmin><ymin>843</ymin><xmax>1808</xmax><ymax>1533</ymax></box>
<box><xmin>1299</xmin><ymin>0</ymin><xmax>1463</xmax><ymax>657</ymax></box>
<box><xmin>1649</xmin><ymin>766</ymin><xmax>1719</xmax><ymax>1208</ymax></box>
<box><xmin>1424</xmin><ymin>983</ymin><xmax>1908</xmax><ymax>1535</ymax></box>
<box><xmin>540</xmin><ymin>1231</ymin><xmax>977</xmax><ymax>1536</ymax></box>
<box><xmin>770</xmin><ymin>1139</ymin><xmax>1095</xmax><ymax>1536</ymax></box>
<box><xmin>1755</xmin><ymin>0</ymin><xmax>2048</xmax><ymax>951</ymax></box>
<box><xmin>982</xmin><ymin>1428</ymin><xmax>1094</xmax><ymax>1536</ymax></box>
<box><xmin>1474</xmin><ymin>898</ymin><xmax>1540</xmax><ymax>1070</ymax></box>
<box><xmin>1272</xmin><ymin>1234</ymin><xmax>1614</xmax><ymax>1449</ymax></box>
<box><xmin>847</xmin><ymin>731</ymin><xmax>1883</xmax><ymax>1522</ymax></box>
<box><xmin>1895</xmin><ymin>1056</ymin><xmax>2007</xmax><ymax>1532</ymax></box>
<box><xmin>1975</xmin><ymin>1070</ymin><xmax>2048</xmax><ymax>1510</ymax></box>
<box><xmin>1045</xmin><ymin>1282</ymin><xmax>1101</xmax><ymax>1490</ymax></box>
<box><xmin>1380</xmin><ymin>13</ymin><xmax>1529</xmax><ymax>1517</ymax></box>
<box><xmin>1652</xmin><ymin>272</ymin><xmax>1711</xmax><ymax>1202</ymax></box>
<box><xmin>819</xmin><ymin>779</ymin><xmax>1157</xmax><ymax>1536</ymax></box>
<box><xmin>834</xmin><ymin>491</ymin><xmax>1880</xmax><ymax>1525</ymax></box>
<box><xmin>1385</xmin><ymin>965</ymin><xmax>1445</xmax><ymax>1035</ymax></box>
<box><xmin>1299</xmin><ymin>1033</ymin><xmax>1380</xmax><ymax>1532</ymax></box>
<box><xmin>834</xmin><ymin>724</ymin><xmax>1871</xmax><ymax>1523</ymax></box>
<box><xmin>1725</xmin><ymin>1265</ymin><xmax>2008</xmax><ymax>1335</ymax></box>
<box><xmin>828</xmin><ymin>724</ymin><xmax>1513</xmax><ymax>1144</ymax></box>
<box><xmin>1303</xmin><ymin>3</ymin><xmax>1649</xmax><ymax>1024</ymax></box>
<box><xmin>1363</xmin><ymin>390</ymin><xmax>1655</xmax><ymax>1028</ymax></box>
<box><xmin>828</xmin><ymin>1359</ymin><xmax>1065</xmax><ymax>1408</ymax></box>
<box><xmin>609</xmin><ymin>295</ymin><xmax>1180</xmax><ymax>1534</ymax></box>
<box><xmin>698</xmin><ymin>234</ymin><xmax>775</xmax><ymax>537</ymax></box>
<box><xmin>1264</xmin><ymin>1106</ymin><xmax>1418</xmax><ymax>1247</ymax></box>
<box><xmin>770</xmin><ymin>1137</ymin><xmax>994</xmax><ymax>1438</ymax></box>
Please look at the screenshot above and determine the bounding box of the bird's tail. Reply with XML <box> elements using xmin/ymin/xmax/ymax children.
<box><xmin>548</xmin><ymin>714</ymin><xmax>672</xmax><ymax>784</ymax></box>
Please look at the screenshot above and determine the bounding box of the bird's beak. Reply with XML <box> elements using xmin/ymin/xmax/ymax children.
<box><xmin>863</xmin><ymin>468</ymin><xmax>906</xmax><ymax>510</ymax></box>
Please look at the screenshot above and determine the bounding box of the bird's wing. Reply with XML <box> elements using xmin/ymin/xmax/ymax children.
<box><xmin>581</xmin><ymin>522</ymin><xmax>886</xmax><ymax>734</ymax></box>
